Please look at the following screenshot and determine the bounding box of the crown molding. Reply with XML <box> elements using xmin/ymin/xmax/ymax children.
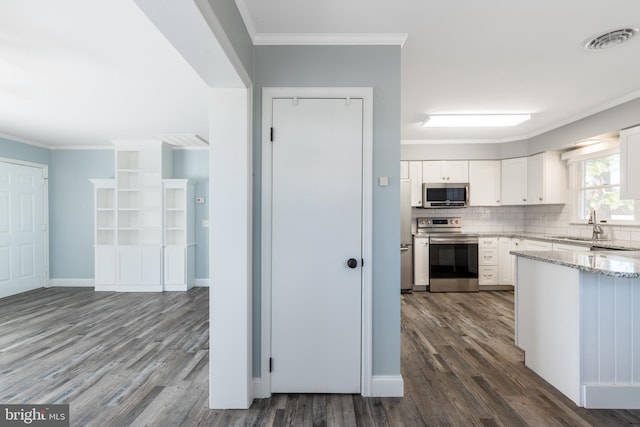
<box><xmin>0</xmin><ymin>132</ymin><xmax>51</xmax><ymax>149</ymax></box>
<box><xmin>253</xmin><ymin>33</ymin><xmax>408</xmax><ymax>47</ymax></box>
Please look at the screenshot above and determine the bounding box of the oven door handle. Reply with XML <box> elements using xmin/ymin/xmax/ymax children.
<box><xmin>429</xmin><ymin>237</ymin><xmax>478</xmax><ymax>244</ymax></box>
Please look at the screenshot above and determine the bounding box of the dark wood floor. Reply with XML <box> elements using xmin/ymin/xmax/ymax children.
<box><xmin>1</xmin><ymin>287</ymin><xmax>639</xmax><ymax>426</ymax></box>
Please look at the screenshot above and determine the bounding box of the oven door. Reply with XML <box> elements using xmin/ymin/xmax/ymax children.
<box><xmin>429</xmin><ymin>236</ymin><xmax>479</xmax><ymax>292</ymax></box>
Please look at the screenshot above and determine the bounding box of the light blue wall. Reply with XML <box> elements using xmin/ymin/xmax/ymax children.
<box><xmin>253</xmin><ymin>45</ymin><xmax>402</xmax><ymax>377</ymax></box>
<box><xmin>49</xmin><ymin>150</ymin><xmax>114</xmax><ymax>278</ymax></box>
<box><xmin>173</xmin><ymin>149</ymin><xmax>209</xmax><ymax>279</ymax></box>
<box><xmin>0</xmin><ymin>138</ymin><xmax>50</xmax><ymax>166</ymax></box>
<box><xmin>528</xmin><ymin>97</ymin><xmax>640</xmax><ymax>153</ymax></box>
<box><xmin>2</xmin><ymin>141</ymin><xmax>210</xmax><ymax>280</ymax></box>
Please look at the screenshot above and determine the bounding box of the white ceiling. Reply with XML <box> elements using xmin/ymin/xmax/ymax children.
<box><xmin>3</xmin><ymin>0</ymin><xmax>640</xmax><ymax>148</ymax></box>
<box><xmin>0</xmin><ymin>0</ymin><xmax>209</xmax><ymax>148</ymax></box>
<box><xmin>238</xmin><ymin>0</ymin><xmax>640</xmax><ymax>145</ymax></box>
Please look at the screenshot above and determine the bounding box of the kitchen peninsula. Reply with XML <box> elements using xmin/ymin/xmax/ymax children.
<box><xmin>512</xmin><ymin>249</ymin><xmax>640</xmax><ymax>409</ymax></box>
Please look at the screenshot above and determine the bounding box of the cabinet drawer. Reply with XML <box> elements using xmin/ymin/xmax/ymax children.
<box><xmin>479</xmin><ymin>237</ymin><xmax>498</xmax><ymax>248</ymax></box>
<box><xmin>479</xmin><ymin>248</ymin><xmax>498</xmax><ymax>265</ymax></box>
<box><xmin>479</xmin><ymin>266</ymin><xmax>498</xmax><ymax>285</ymax></box>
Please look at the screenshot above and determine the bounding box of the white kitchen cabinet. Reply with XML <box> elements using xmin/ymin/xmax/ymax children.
<box><xmin>498</xmin><ymin>237</ymin><xmax>513</xmax><ymax>285</ymax></box>
<box><xmin>422</xmin><ymin>160</ymin><xmax>468</xmax><ymax>183</ymax></box>
<box><xmin>409</xmin><ymin>161</ymin><xmax>423</xmax><ymax>207</ymax></box>
<box><xmin>163</xmin><ymin>179</ymin><xmax>195</xmax><ymax>291</ymax></box>
<box><xmin>620</xmin><ymin>124</ymin><xmax>640</xmax><ymax>200</ymax></box>
<box><xmin>501</xmin><ymin>157</ymin><xmax>528</xmax><ymax>205</ymax></box>
<box><xmin>413</xmin><ymin>236</ymin><xmax>429</xmax><ymax>290</ymax></box>
<box><xmin>469</xmin><ymin>160</ymin><xmax>501</xmax><ymax>206</ymax></box>
<box><xmin>527</xmin><ymin>152</ymin><xmax>567</xmax><ymax>205</ymax></box>
<box><xmin>552</xmin><ymin>242</ymin><xmax>590</xmax><ymax>252</ymax></box>
<box><xmin>524</xmin><ymin>239</ymin><xmax>553</xmax><ymax>251</ymax></box>
<box><xmin>478</xmin><ymin>237</ymin><xmax>498</xmax><ymax>287</ymax></box>
<box><xmin>400</xmin><ymin>161</ymin><xmax>409</xmax><ymax>179</ymax></box>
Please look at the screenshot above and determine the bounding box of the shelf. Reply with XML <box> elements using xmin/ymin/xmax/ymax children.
<box><xmin>166</xmin><ymin>208</ymin><xmax>185</xmax><ymax>212</ymax></box>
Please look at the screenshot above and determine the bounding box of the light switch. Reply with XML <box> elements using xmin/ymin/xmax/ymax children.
<box><xmin>378</xmin><ymin>176</ymin><xmax>389</xmax><ymax>187</ymax></box>
<box><xmin>202</xmin><ymin>219</ymin><xmax>209</xmax><ymax>228</ymax></box>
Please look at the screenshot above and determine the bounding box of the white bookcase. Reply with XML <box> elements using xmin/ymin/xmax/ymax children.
<box><xmin>91</xmin><ymin>140</ymin><xmax>194</xmax><ymax>292</ymax></box>
<box><xmin>91</xmin><ymin>179</ymin><xmax>117</xmax><ymax>291</ymax></box>
<box><xmin>163</xmin><ymin>179</ymin><xmax>195</xmax><ymax>291</ymax></box>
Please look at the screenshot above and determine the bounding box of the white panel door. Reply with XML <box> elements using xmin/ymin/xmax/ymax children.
<box><xmin>0</xmin><ymin>162</ymin><xmax>45</xmax><ymax>298</ymax></box>
<box><xmin>271</xmin><ymin>97</ymin><xmax>363</xmax><ymax>393</ymax></box>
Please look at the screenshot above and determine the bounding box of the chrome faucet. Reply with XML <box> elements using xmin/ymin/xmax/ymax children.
<box><xmin>588</xmin><ymin>209</ymin><xmax>604</xmax><ymax>240</ymax></box>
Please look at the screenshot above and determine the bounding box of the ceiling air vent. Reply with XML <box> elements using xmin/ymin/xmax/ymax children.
<box><xmin>583</xmin><ymin>28</ymin><xmax>639</xmax><ymax>51</ymax></box>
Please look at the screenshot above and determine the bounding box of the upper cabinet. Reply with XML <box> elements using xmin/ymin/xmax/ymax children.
<box><xmin>620</xmin><ymin>125</ymin><xmax>640</xmax><ymax>200</ymax></box>
<box><xmin>469</xmin><ymin>160</ymin><xmax>501</xmax><ymax>206</ymax></box>
<box><xmin>501</xmin><ymin>157</ymin><xmax>528</xmax><ymax>205</ymax></box>
<box><xmin>501</xmin><ymin>152</ymin><xmax>567</xmax><ymax>206</ymax></box>
<box><xmin>408</xmin><ymin>161</ymin><xmax>423</xmax><ymax>207</ymax></box>
<box><xmin>400</xmin><ymin>161</ymin><xmax>410</xmax><ymax>180</ymax></box>
<box><xmin>422</xmin><ymin>160</ymin><xmax>469</xmax><ymax>183</ymax></box>
<box><xmin>526</xmin><ymin>151</ymin><xmax>566</xmax><ymax>205</ymax></box>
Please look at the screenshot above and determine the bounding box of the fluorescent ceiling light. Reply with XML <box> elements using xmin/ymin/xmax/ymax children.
<box><xmin>421</xmin><ymin>114</ymin><xmax>531</xmax><ymax>127</ymax></box>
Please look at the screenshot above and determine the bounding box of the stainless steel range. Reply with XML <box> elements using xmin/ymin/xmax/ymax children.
<box><xmin>417</xmin><ymin>217</ymin><xmax>479</xmax><ymax>292</ymax></box>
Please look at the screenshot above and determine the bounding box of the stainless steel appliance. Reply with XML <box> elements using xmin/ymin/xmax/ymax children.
<box><xmin>422</xmin><ymin>183</ymin><xmax>469</xmax><ymax>208</ymax></box>
<box><xmin>416</xmin><ymin>217</ymin><xmax>479</xmax><ymax>292</ymax></box>
<box><xmin>400</xmin><ymin>179</ymin><xmax>413</xmax><ymax>293</ymax></box>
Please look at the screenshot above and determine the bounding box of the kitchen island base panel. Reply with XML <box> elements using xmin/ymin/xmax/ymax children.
<box><xmin>516</xmin><ymin>259</ymin><xmax>581</xmax><ymax>405</ymax></box>
<box><xmin>583</xmin><ymin>385</ymin><xmax>640</xmax><ymax>409</ymax></box>
<box><xmin>515</xmin><ymin>254</ymin><xmax>640</xmax><ymax>409</ymax></box>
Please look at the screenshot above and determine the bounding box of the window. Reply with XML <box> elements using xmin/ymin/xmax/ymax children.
<box><xmin>572</xmin><ymin>152</ymin><xmax>636</xmax><ymax>222</ymax></box>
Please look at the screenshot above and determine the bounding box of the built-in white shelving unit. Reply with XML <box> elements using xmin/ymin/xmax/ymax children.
<box><xmin>163</xmin><ymin>179</ymin><xmax>195</xmax><ymax>291</ymax></box>
<box><xmin>91</xmin><ymin>140</ymin><xmax>194</xmax><ymax>292</ymax></box>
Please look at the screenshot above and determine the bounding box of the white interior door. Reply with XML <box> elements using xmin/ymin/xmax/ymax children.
<box><xmin>271</xmin><ymin>97</ymin><xmax>363</xmax><ymax>393</ymax></box>
<box><xmin>0</xmin><ymin>161</ymin><xmax>45</xmax><ymax>299</ymax></box>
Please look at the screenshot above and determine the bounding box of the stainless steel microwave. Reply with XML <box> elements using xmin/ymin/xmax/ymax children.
<box><xmin>422</xmin><ymin>183</ymin><xmax>469</xmax><ymax>208</ymax></box>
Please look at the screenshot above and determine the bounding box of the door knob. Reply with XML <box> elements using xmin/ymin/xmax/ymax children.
<box><xmin>347</xmin><ymin>258</ymin><xmax>358</xmax><ymax>269</ymax></box>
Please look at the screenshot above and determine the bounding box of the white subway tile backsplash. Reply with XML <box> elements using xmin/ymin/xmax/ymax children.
<box><xmin>410</xmin><ymin>204</ymin><xmax>640</xmax><ymax>242</ymax></box>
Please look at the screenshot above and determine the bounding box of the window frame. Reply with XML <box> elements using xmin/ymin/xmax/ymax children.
<box><xmin>568</xmin><ymin>149</ymin><xmax>640</xmax><ymax>225</ymax></box>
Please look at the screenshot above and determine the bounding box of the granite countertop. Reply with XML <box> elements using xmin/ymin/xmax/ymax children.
<box><xmin>476</xmin><ymin>232</ymin><xmax>640</xmax><ymax>250</ymax></box>
<box><xmin>510</xmin><ymin>250</ymin><xmax>640</xmax><ymax>278</ymax></box>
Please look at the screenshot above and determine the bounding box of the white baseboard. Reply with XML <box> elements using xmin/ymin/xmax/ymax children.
<box><xmin>195</xmin><ymin>278</ymin><xmax>210</xmax><ymax>287</ymax></box>
<box><xmin>583</xmin><ymin>384</ymin><xmax>640</xmax><ymax>409</ymax></box>
<box><xmin>48</xmin><ymin>279</ymin><xmax>94</xmax><ymax>288</ymax></box>
<box><xmin>253</xmin><ymin>378</ymin><xmax>270</xmax><ymax>399</ymax></box>
<box><xmin>371</xmin><ymin>375</ymin><xmax>404</xmax><ymax>397</ymax></box>
<box><xmin>251</xmin><ymin>375</ymin><xmax>403</xmax><ymax>398</ymax></box>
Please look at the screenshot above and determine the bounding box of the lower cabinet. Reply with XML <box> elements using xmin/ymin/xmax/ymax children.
<box><xmin>116</xmin><ymin>246</ymin><xmax>162</xmax><ymax>292</ymax></box>
<box><xmin>94</xmin><ymin>246</ymin><xmax>116</xmax><ymax>291</ymax></box>
<box><xmin>479</xmin><ymin>237</ymin><xmax>499</xmax><ymax>288</ymax></box>
<box><xmin>498</xmin><ymin>237</ymin><xmax>513</xmax><ymax>285</ymax></box>
<box><xmin>479</xmin><ymin>236</ymin><xmax>515</xmax><ymax>289</ymax></box>
<box><xmin>413</xmin><ymin>236</ymin><xmax>429</xmax><ymax>291</ymax></box>
<box><xmin>164</xmin><ymin>245</ymin><xmax>195</xmax><ymax>291</ymax></box>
